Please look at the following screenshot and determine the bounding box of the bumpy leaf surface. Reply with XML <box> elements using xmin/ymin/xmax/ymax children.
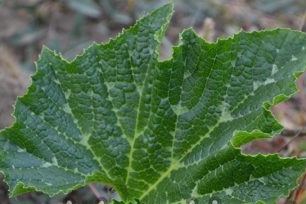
<box><xmin>1</xmin><ymin>3</ymin><xmax>306</xmax><ymax>204</ymax></box>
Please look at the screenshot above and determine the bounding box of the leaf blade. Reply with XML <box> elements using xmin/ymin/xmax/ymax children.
<box><xmin>1</xmin><ymin>3</ymin><xmax>306</xmax><ymax>204</ymax></box>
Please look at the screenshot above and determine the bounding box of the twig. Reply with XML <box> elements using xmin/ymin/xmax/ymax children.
<box><xmin>281</xmin><ymin>129</ymin><xmax>306</xmax><ymax>137</ymax></box>
<box><xmin>286</xmin><ymin>172</ymin><xmax>306</xmax><ymax>203</ymax></box>
<box><xmin>277</xmin><ymin>128</ymin><xmax>304</xmax><ymax>153</ymax></box>
<box><xmin>299</xmin><ymin>9</ymin><xmax>306</xmax><ymax>31</ymax></box>
<box><xmin>89</xmin><ymin>183</ymin><xmax>106</xmax><ymax>202</ymax></box>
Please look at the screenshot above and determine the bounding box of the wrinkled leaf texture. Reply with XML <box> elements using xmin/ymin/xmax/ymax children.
<box><xmin>1</xmin><ymin>3</ymin><xmax>306</xmax><ymax>204</ymax></box>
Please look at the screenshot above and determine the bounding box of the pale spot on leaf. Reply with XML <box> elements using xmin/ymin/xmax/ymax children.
<box><xmin>291</xmin><ymin>55</ymin><xmax>298</xmax><ymax>61</ymax></box>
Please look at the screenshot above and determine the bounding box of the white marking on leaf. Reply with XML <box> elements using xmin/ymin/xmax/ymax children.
<box><xmin>291</xmin><ymin>55</ymin><xmax>298</xmax><ymax>61</ymax></box>
<box><xmin>211</xmin><ymin>199</ymin><xmax>220</xmax><ymax>204</ymax></box>
<box><xmin>52</xmin><ymin>156</ymin><xmax>58</xmax><ymax>165</ymax></box>
<box><xmin>80</xmin><ymin>133</ymin><xmax>91</xmax><ymax>147</ymax></box>
<box><xmin>272</xmin><ymin>64</ymin><xmax>278</xmax><ymax>75</ymax></box>
<box><xmin>225</xmin><ymin>188</ymin><xmax>233</xmax><ymax>195</ymax></box>
<box><xmin>264</xmin><ymin>78</ymin><xmax>276</xmax><ymax>85</ymax></box>
<box><xmin>42</xmin><ymin>162</ymin><xmax>52</xmax><ymax>168</ymax></box>
<box><xmin>253</xmin><ymin>78</ymin><xmax>275</xmax><ymax>91</ymax></box>
<box><xmin>64</xmin><ymin>89</ymin><xmax>72</xmax><ymax>99</ymax></box>
<box><xmin>188</xmin><ymin>200</ymin><xmax>196</xmax><ymax>204</ymax></box>
<box><xmin>63</xmin><ymin>103</ymin><xmax>72</xmax><ymax>114</ymax></box>
<box><xmin>258</xmin><ymin>177</ymin><xmax>266</xmax><ymax>184</ymax></box>
<box><xmin>253</xmin><ymin>81</ymin><xmax>261</xmax><ymax>91</ymax></box>
<box><xmin>17</xmin><ymin>148</ymin><xmax>25</xmax><ymax>153</ymax></box>
<box><xmin>171</xmin><ymin>104</ymin><xmax>189</xmax><ymax>115</ymax></box>
<box><xmin>218</xmin><ymin>101</ymin><xmax>233</xmax><ymax>122</ymax></box>
<box><xmin>54</xmin><ymin>79</ymin><xmax>60</xmax><ymax>85</ymax></box>
<box><xmin>220</xmin><ymin>111</ymin><xmax>233</xmax><ymax>122</ymax></box>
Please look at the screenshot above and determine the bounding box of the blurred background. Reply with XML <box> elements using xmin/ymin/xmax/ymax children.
<box><xmin>1</xmin><ymin>0</ymin><xmax>306</xmax><ymax>203</ymax></box>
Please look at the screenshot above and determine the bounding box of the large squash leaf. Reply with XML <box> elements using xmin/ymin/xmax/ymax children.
<box><xmin>1</xmin><ymin>3</ymin><xmax>306</xmax><ymax>204</ymax></box>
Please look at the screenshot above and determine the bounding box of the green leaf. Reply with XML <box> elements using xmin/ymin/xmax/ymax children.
<box><xmin>1</xmin><ymin>3</ymin><xmax>306</xmax><ymax>204</ymax></box>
